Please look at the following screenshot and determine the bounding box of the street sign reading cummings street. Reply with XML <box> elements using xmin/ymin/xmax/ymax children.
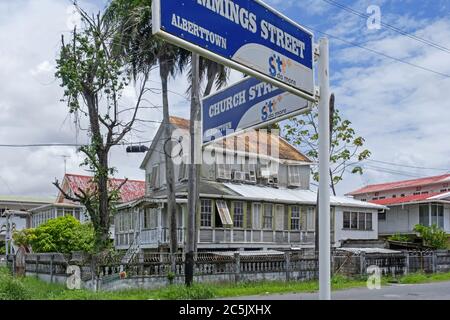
<box><xmin>153</xmin><ymin>0</ymin><xmax>315</xmax><ymax>101</ymax></box>
<box><xmin>202</xmin><ymin>77</ymin><xmax>309</xmax><ymax>143</ymax></box>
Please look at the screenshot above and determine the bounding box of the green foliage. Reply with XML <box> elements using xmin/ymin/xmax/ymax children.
<box><xmin>284</xmin><ymin>108</ymin><xmax>371</xmax><ymax>194</ymax></box>
<box><xmin>13</xmin><ymin>216</ymin><xmax>95</xmax><ymax>254</ymax></box>
<box><xmin>388</xmin><ymin>234</ymin><xmax>412</xmax><ymax>242</ymax></box>
<box><xmin>0</xmin><ymin>268</ymin><xmax>29</xmax><ymax>300</ymax></box>
<box><xmin>0</xmin><ymin>242</ymin><xmax>5</xmax><ymax>255</ymax></box>
<box><xmin>413</xmin><ymin>224</ymin><xmax>448</xmax><ymax>249</ymax></box>
<box><xmin>155</xmin><ymin>284</ymin><xmax>217</xmax><ymax>300</ymax></box>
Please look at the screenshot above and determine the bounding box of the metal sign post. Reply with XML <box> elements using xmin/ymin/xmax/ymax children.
<box><xmin>317</xmin><ymin>37</ymin><xmax>331</xmax><ymax>300</ymax></box>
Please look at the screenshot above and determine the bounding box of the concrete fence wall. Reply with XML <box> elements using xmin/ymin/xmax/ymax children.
<box><xmin>6</xmin><ymin>250</ymin><xmax>450</xmax><ymax>292</ymax></box>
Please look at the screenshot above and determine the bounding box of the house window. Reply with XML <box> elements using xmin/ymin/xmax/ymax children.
<box><xmin>217</xmin><ymin>163</ymin><xmax>232</xmax><ymax>180</ymax></box>
<box><xmin>201</xmin><ymin>200</ymin><xmax>213</xmax><ymax>227</ymax></box>
<box><xmin>288</xmin><ymin>166</ymin><xmax>302</xmax><ymax>187</ymax></box>
<box><xmin>378</xmin><ymin>211</ymin><xmax>386</xmax><ymax>221</ymax></box>
<box><xmin>263</xmin><ymin>204</ymin><xmax>273</xmax><ymax>229</ymax></box>
<box><xmin>401</xmin><ymin>194</ymin><xmax>405</xmax><ymax>197</ymax></box>
<box><xmin>215</xmin><ymin>200</ymin><xmax>233</xmax><ymax>226</ymax></box>
<box><xmin>306</xmin><ymin>207</ymin><xmax>315</xmax><ymax>231</ymax></box>
<box><xmin>365</xmin><ymin>213</ymin><xmax>373</xmax><ymax>230</ymax></box>
<box><xmin>432</xmin><ymin>204</ymin><xmax>444</xmax><ymax>228</ymax></box>
<box><xmin>150</xmin><ymin>166</ymin><xmax>160</xmax><ymax>189</ymax></box>
<box><xmin>343</xmin><ymin>212</ymin><xmax>351</xmax><ymax>229</ymax></box>
<box><xmin>233</xmin><ymin>201</ymin><xmax>244</xmax><ymax>228</ymax></box>
<box><xmin>291</xmin><ymin>206</ymin><xmax>300</xmax><ymax>230</ymax></box>
<box><xmin>252</xmin><ymin>203</ymin><xmax>262</xmax><ymax>229</ymax></box>
<box><xmin>344</xmin><ymin>212</ymin><xmax>372</xmax><ymax>230</ymax></box>
<box><xmin>143</xmin><ymin>208</ymin><xmax>158</xmax><ymax>229</ymax></box>
<box><xmin>358</xmin><ymin>212</ymin><xmax>366</xmax><ymax>230</ymax></box>
<box><xmin>351</xmin><ymin>212</ymin><xmax>358</xmax><ymax>229</ymax></box>
<box><xmin>419</xmin><ymin>204</ymin><xmax>429</xmax><ymax>226</ymax></box>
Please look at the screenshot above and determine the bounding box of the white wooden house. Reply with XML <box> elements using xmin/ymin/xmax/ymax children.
<box><xmin>114</xmin><ymin>117</ymin><xmax>384</xmax><ymax>252</ymax></box>
<box><xmin>347</xmin><ymin>174</ymin><xmax>450</xmax><ymax>236</ymax></box>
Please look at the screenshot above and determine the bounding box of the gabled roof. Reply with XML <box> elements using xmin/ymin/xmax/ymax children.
<box><xmin>61</xmin><ymin>174</ymin><xmax>145</xmax><ymax>203</ymax></box>
<box><xmin>347</xmin><ymin>174</ymin><xmax>450</xmax><ymax>196</ymax></box>
<box><xmin>169</xmin><ymin>116</ymin><xmax>311</xmax><ymax>163</ymax></box>
<box><xmin>370</xmin><ymin>191</ymin><xmax>450</xmax><ymax>206</ymax></box>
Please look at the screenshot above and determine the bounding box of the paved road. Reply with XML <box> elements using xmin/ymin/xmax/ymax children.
<box><xmin>221</xmin><ymin>281</ymin><xmax>450</xmax><ymax>300</ymax></box>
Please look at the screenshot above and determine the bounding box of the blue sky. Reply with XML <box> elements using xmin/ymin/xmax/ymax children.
<box><xmin>0</xmin><ymin>0</ymin><xmax>449</xmax><ymax>197</ymax></box>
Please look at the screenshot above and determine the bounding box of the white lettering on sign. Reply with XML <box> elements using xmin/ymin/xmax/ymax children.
<box><xmin>197</xmin><ymin>0</ymin><xmax>257</xmax><ymax>33</ymax></box>
<box><xmin>209</xmin><ymin>89</ymin><xmax>247</xmax><ymax>118</ymax></box>
<box><xmin>248</xmin><ymin>82</ymin><xmax>278</xmax><ymax>101</ymax></box>
<box><xmin>196</xmin><ymin>0</ymin><xmax>306</xmax><ymax>59</ymax></box>
<box><xmin>260</xmin><ymin>20</ymin><xmax>305</xmax><ymax>59</ymax></box>
<box><xmin>171</xmin><ymin>14</ymin><xmax>228</xmax><ymax>49</ymax></box>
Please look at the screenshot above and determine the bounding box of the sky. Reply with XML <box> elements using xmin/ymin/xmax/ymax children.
<box><xmin>0</xmin><ymin>0</ymin><xmax>449</xmax><ymax>198</ymax></box>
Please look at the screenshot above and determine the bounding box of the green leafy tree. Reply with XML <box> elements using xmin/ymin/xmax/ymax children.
<box><xmin>55</xmin><ymin>4</ymin><xmax>150</xmax><ymax>251</ymax></box>
<box><xmin>284</xmin><ymin>104</ymin><xmax>371</xmax><ymax>195</ymax></box>
<box><xmin>12</xmin><ymin>216</ymin><xmax>95</xmax><ymax>254</ymax></box>
<box><xmin>414</xmin><ymin>224</ymin><xmax>448</xmax><ymax>249</ymax></box>
<box><xmin>106</xmin><ymin>0</ymin><xmax>229</xmax><ymax>266</ymax></box>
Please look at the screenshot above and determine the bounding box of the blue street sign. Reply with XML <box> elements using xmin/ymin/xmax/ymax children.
<box><xmin>153</xmin><ymin>0</ymin><xmax>315</xmax><ymax>99</ymax></box>
<box><xmin>202</xmin><ymin>77</ymin><xmax>309</xmax><ymax>143</ymax></box>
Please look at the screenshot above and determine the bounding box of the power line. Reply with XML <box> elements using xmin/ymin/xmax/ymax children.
<box><xmin>366</xmin><ymin>159</ymin><xmax>450</xmax><ymax>172</ymax></box>
<box><xmin>303</xmin><ymin>23</ymin><xmax>450</xmax><ymax>78</ymax></box>
<box><xmin>0</xmin><ymin>140</ymin><xmax>155</xmax><ymax>148</ymax></box>
<box><xmin>320</xmin><ymin>0</ymin><xmax>450</xmax><ymax>54</ymax></box>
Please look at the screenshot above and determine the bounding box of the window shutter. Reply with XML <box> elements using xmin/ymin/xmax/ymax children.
<box><xmin>216</xmin><ymin>200</ymin><xmax>233</xmax><ymax>226</ymax></box>
<box><xmin>252</xmin><ymin>203</ymin><xmax>261</xmax><ymax>229</ymax></box>
<box><xmin>275</xmin><ymin>205</ymin><xmax>284</xmax><ymax>231</ymax></box>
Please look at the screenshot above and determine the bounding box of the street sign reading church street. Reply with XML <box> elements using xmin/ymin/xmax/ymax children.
<box><xmin>202</xmin><ymin>77</ymin><xmax>309</xmax><ymax>143</ymax></box>
<box><xmin>153</xmin><ymin>0</ymin><xmax>315</xmax><ymax>100</ymax></box>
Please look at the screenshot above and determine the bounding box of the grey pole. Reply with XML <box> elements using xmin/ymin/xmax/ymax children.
<box><xmin>318</xmin><ymin>37</ymin><xmax>331</xmax><ymax>300</ymax></box>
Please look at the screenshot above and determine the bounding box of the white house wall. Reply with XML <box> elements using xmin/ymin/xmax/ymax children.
<box><xmin>334</xmin><ymin>207</ymin><xmax>378</xmax><ymax>243</ymax></box>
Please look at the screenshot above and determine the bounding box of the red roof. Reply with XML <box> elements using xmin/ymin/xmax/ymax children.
<box><xmin>64</xmin><ymin>174</ymin><xmax>145</xmax><ymax>203</ymax></box>
<box><xmin>348</xmin><ymin>174</ymin><xmax>450</xmax><ymax>196</ymax></box>
<box><xmin>370</xmin><ymin>193</ymin><xmax>439</xmax><ymax>205</ymax></box>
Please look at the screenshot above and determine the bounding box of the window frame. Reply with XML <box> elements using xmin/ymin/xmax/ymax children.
<box><xmin>200</xmin><ymin>199</ymin><xmax>213</xmax><ymax>228</ymax></box>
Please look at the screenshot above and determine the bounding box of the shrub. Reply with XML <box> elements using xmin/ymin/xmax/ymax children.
<box><xmin>13</xmin><ymin>216</ymin><xmax>95</xmax><ymax>254</ymax></box>
<box><xmin>156</xmin><ymin>284</ymin><xmax>217</xmax><ymax>300</ymax></box>
<box><xmin>414</xmin><ymin>224</ymin><xmax>448</xmax><ymax>249</ymax></box>
<box><xmin>0</xmin><ymin>268</ymin><xmax>29</xmax><ymax>300</ymax></box>
<box><xmin>388</xmin><ymin>234</ymin><xmax>411</xmax><ymax>242</ymax></box>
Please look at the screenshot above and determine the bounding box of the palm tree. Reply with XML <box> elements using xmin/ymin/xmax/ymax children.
<box><xmin>106</xmin><ymin>0</ymin><xmax>185</xmax><ymax>268</ymax></box>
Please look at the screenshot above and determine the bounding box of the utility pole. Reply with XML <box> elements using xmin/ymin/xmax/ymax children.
<box><xmin>60</xmin><ymin>155</ymin><xmax>70</xmax><ymax>174</ymax></box>
<box><xmin>186</xmin><ymin>52</ymin><xmax>201</xmax><ymax>286</ymax></box>
<box><xmin>318</xmin><ymin>37</ymin><xmax>331</xmax><ymax>300</ymax></box>
<box><xmin>315</xmin><ymin>93</ymin><xmax>335</xmax><ymax>251</ymax></box>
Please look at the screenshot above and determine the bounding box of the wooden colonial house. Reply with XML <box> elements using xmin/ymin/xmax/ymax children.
<box><xmin>114</xmin><ymin>117</ymin><xmax>384</xmax><ymax>253</ymax></box>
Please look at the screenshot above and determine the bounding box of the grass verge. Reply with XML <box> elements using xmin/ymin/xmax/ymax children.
<box><xmin>2</xmin><ymin>267</ymin><xmax>450</xmax><ymax>300</ymax></box>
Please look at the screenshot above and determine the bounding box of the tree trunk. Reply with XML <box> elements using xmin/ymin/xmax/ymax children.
<box><xmin>186</xmin><ymin>53</ymin><xmax>201</xmax><ymax>286</ymax></box>
<box><xmin>160</xmin><ymin>59</ymin><xmax>178</xmax><ymax>272</ymax></box>
<box><xmin>97</xmin><ymin>150</ymin><xmax>110</xmax><ymax>250</ymax></box>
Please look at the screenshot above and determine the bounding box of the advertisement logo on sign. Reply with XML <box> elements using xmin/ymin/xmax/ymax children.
<box><xmin>268</xmin><ymin>53</ymin><xmax>295</xmax><ymax>86</ymax></box>
<box><xmin>261</xmin><ymin>96</ymin><xmax>285</xmax><ymax>121</ymax></box>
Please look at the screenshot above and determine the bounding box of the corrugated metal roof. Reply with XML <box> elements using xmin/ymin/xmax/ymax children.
<box><xmin>347</xmin><ymin>174</ymin><xmax>450</xmax><ymax>196</ymax></box>
<box><xmin>0</xmin><ymin>195</ymin><xmax>54</xmax><ymax>204</ymax></box>
<box><xmin>209</xmin><ymin>250</ymin><xmax>284</xmax><ymax>257</ymax></box>
<box><xmin>222</xmin><ymin>183</ymin><xmax>385</xmax><ymax>209</ymax></box>
<box><xmin>169</xmin><ymin>116</ymin><xmax>311</xmax><ymax>162</ymax></box>
<box><xmin>370</xmin><ymin>191</ymin><xmax>450</xmax><ymax>206</ymax></box>
<box><xmin>336</xmin><ymin>248</ymin><xmax>401</xmax><ymax>254</ymax></box>
<box><xmin>64</xmin><ymin>174</ymin><xmax>145</xmax><ymax>203</ymax></box>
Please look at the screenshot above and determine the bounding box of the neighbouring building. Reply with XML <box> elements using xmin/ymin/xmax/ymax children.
<box><xmin>114</xmin><ymin>116</ymin><xmax>384</xmax><ymax>253</ymax></box>
<box><xmin>347</xmin><ymin>174</ymin><xmax>450</xmax><ymax>236</ymax></box>
<box><xmin>0</xmin><ymin>195</ymin><xmax>53</xmax><ymax>241</ymax></box>
<box><xmin>29</xmin><ymin>174</ymin><xmax>145</xmax><ymax>239</ymax></box>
